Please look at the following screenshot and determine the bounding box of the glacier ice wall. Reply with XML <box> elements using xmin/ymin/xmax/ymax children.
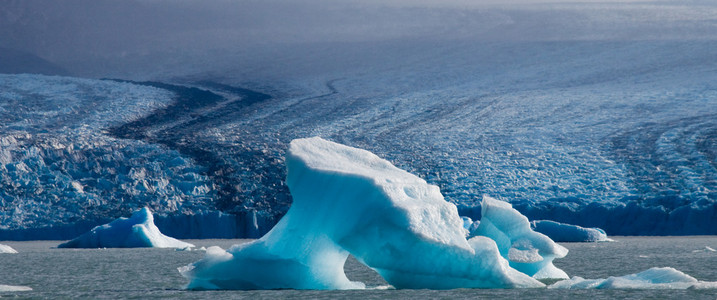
<box><xmin>58</xmin><ymin>207</ymin><xmax>194</xmax><ymax>248</ymax></box>
<box><xmin>0</xmin><ymin>74</ymin><xmax>224</xmax><ymax>239</ymax></box>
<box><xmin>181</xmin><ymin>137</ymin><xmax>560</xmax><ymax>290</ymax></box>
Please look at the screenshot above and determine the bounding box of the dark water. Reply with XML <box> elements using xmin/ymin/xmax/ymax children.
<box><xmin>1</xmin><ymin>237</ymin><xmax>716</xmax><ymax>299</ymax></box>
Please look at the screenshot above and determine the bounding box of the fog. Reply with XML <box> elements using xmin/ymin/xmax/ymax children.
<box><xmin>2</xmin><ymin>0</ymin><xmax>716</xmax><ymax>84</ymax></box>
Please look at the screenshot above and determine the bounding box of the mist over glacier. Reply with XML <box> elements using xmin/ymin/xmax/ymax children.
<box><xmin>1</xmin><ymin>0</ymin><xmax>716</xmax><ymax>237</ymax></box>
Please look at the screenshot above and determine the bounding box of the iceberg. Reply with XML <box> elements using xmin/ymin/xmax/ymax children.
<box><xmin>549</xmin><ymin>267</ymin><xmax>717</xmax><ymax>289</ymax></box>
<box><xmin>530</xmin><ymin>220</ymin><xmax>612</xmax><ymax>242</ymax></box>
<box><xmin>0</xmin><ymin>244</ymin><xmax>18</xmax><ymax>254</ymax></box>
<box><xmin>181</xmin><ymin>137</ymin><xmax>561</xmax><ymax>290</ymax></box>
<box><xmin>58</xmin><ymin>207</ymin><xmax>194</xmax><ymax>249</ymax></box>
<box><xmin>470</xmin><ymin>197</ymin><xmax>569</xmax><ymax>280</ymax></box>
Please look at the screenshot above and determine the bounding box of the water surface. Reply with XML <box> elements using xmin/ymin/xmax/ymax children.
<box><xmin>1</xmin><ymin>236</ymin><xmax>716</xmax><ymax>299</ymax></box>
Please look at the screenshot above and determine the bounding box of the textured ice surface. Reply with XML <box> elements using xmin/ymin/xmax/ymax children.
<box><xmin>0</xmin><ymin>244</ymin><xmax>17</xmax><ymax>254</ymax></box>
<box><xmin>181</xmin><ymin>137</ymin><xmax>548</xmax><ymax>290</ymax></box>
<box><xmin>471</xmin><ymin>197</ymin><xmax>569</xmax><ymax>280</ymax></box>
<box><xmin>531</xmin><ymin>220</ymin><xmax>611</xmax><ymax>243</ymax></box>
<box><xmin>0</xmin><ymin>74</ymin><xmax>218</xmax><ymax>239</ymax></box>
<box><xmin>58</xmin><ymin>207</ymin><xmax>194</xmax><ymax>248</ymax></box>
<box><xmin>549</xmin><ymin>267</ymin><xmax>717</xmax><ymax>289</ymax></box>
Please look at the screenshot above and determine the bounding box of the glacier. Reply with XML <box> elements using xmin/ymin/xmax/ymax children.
<box><xmin>0</xmin><ymin>244</ymin><xmax>17</xmax><ymax>254</ymax></box>
<box><xmin>1</xmin><ymin>0</ymin><xmax>717</xmax><ymax>239</ymax></box>
<box><xmin>58</xmin><ymin>207</ymin><xmax>194</xmax><ymax>248</ymax></box>
<box><xmin>549</xmin><ymin>267</ymin><xmax>717</xmax><ymax>290</ymax></box>
<box><xmin>181</xmin><ymin>137</ymin><xmax>568</xmax><ymax>290</ymax></box>
<box><xmin>530</xmin><ymin>220</ymin><xmax>612</xmax><ymax>243</ymax></box>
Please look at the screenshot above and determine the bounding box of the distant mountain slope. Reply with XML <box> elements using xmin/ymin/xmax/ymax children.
<box><xmin>0</xmin><ymin>47</ymin><xmax>68</xmax><ymax>76</ymax></box>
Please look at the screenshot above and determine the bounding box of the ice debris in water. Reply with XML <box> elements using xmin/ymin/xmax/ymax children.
<box><xmin>530</xmin><ymin>220</ymin><xmax>613</xmax><ymax>242</ymax></box>
<box><xmin>549</xmin><ymin>267</ymin><xmax>717</xmax><ymax>289</ymax></box>
<box><xmin>0</xmin><ymin>285</ymin><xmax>32</xmax><ymax>292</ymax></box>
<box><xmin>58</xmin><ymin>207</ymin><xmax>194</xmax><ymax>249</ymax></box>
<box><xmin>0</xmin><ymin>244</ymin><xmax>18</xmax><ymax>254</ymax></box>
<box><xmin>181</xmin><ymin>137</ymin><xmax>569</xmax><ymax>290</ymax></box>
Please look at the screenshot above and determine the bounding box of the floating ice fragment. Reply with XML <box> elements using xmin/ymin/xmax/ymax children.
<box><xmin>549</xmin><ymin>267</ymin><xmax>717</xmax><ymax>289</ymax></box>
<box><xmin>58</xmin><ymin>207</ymin><xmax>194</xmax><ymax>248</ymax></box>
<box><xmin>0</xmin><ymin>285</ymin><xmax>32</xmax><ymax>292</ymax></box>
<box><xmin>181</xmin><ymin>137</ymin><xmax>548</xmax><ymax>290</ymax></box>
<box><xmin>0</xmin><ymin>244</ymin><xmax>18</xmax><ymax>254</ymax></box>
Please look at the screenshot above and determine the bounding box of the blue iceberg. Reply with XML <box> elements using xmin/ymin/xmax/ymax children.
<box><xmin>181</xmin><ymin>137</ymin><xmax>568</xmax><ymax>290</ymax></box>
<box><xmin>530</xmin><ymin>220</ymin><xmax>612</xmax><ymax>242</ymax></box>
<box><xmin>58</xmin><ymin>207</ymin><xmax>194</xmax><ymax>249</ymax></box>
<box><xmin>470</xmin><ymin>197</ymin><xmax>569</xmax><ymax>280</ymax></box>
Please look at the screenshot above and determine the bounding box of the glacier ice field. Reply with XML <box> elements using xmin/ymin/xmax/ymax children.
<box><xmin>1</xmin><ymin>1</ymin><xmax>717</xmax><ymax>239</ymax></box>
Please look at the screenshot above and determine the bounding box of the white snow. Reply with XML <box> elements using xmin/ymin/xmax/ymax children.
<box><xmin>471</xmin><ymin>196</ymin><xmax>569</xmax><ymax>280</ymax></box>
<box><xmin>58</xmin><ymin>207</ymin><xmax>194</xmax><ymax>249</ymax></box>
<box><xmin>530</xmin><ymin>220</ymin><xmax>612</xmax><ymax>242</ymax></box>
<box><xmin>181</xmin><ymin>137</ymin><xmax>563</xmax><ymax>290</ymax></box>
<box><xmin>0</xmin><ymin>244</ymin><xmax>18</xmax><ymax>254</ymax></box>
<box><xmin>549</xmin><ymin>267</ymin><xmax>717</xmax><ymax>289</ymax></box>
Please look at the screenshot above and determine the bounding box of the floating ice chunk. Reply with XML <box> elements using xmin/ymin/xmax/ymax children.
<box><xmin>530</xmin><ymin>220</ymin><xmax>613</xmax><ymax>242</ymax></box>
<box><xmin>471</xmin><ymin>196</ymin><xmax>569</xmax><ymax>280</ymax></box>
<box><xmin>181</xmin><ymin>137</ymin><xmax>543</xmax><ymax>290</ymax></box>
<box><xmin>0</xmin><ymin>285</ymin><xmax>32</xmax><ymax>292</ymax></box>
<box><xmin>0</xmin><ymin>244</ymin><xmax>18</xmax><ymax>254</ymax></box>
<box><xmin>549</xmin><ymin>267</ymin><xmax>717</xmax><ymax>289</ymax></box>
<box><xmin>58</xmin><ymin>207</ymin><xmax>194</xmax><ymax>248</ymax></box>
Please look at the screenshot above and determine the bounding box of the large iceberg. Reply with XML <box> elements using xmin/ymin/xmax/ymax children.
<box><xmin>181</xmin><ymin>137</ymin><xmax>567</xmax><ymax>290</ymax></box>
<box><xmin>0</xmin><ymin>244</ymin><xmax>18</xmax><ymax>254</ymax></box>
<box><xmin>58</xmin><ymin>207</ymin><xmax>194</xmax><ymax>249</ymax></box>
<box><xmin>549</xmin><ymin>267</ymin><xmax>717</xmax><ymax>289</ymax></box>
<box><xmin>530</xmin><ymin>220</ymin><xmax>612</xmax><ymax>243</ymax></box>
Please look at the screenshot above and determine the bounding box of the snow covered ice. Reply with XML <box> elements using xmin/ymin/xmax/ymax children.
<box><xmin>181</xmin><ymin>137</ymin><xmax>567</xmax><ymax>290</ymax></box>
<box><xmin>530</xmin><ymin>220</ymin><xmax>612</xmax><ymax>243</ymax></box>
<box><xmin>0</xmin><ymin>244</ymin><xmax>17</xmax><ymax>254</ymax></box>
<box><xmin>58</xmin><ymin>207</ymin><xmax>194</xmax><ymax>248</ymax></box>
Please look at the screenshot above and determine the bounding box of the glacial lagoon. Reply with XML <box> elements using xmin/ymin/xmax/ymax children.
<box><xmin>1</xmin><ymin>237</ymin><xmax>716</xmax><ymax>299</ymax></box>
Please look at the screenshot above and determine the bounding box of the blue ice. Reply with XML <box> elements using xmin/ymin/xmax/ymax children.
<box><xmin>58</xmin><ymin>207</ymin><xmax>194</xmax><ymax>248</ymax></box>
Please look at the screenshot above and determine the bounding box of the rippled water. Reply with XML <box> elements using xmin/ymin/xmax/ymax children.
<box><xmin>1</xmin><ymin>237</ymin><xmax>716</xmax><ymax>299</ymax></box>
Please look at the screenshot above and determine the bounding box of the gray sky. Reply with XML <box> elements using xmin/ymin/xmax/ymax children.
<box><xmin>1</xmin><ymin>0</ymin><xmax>716</xmax><ymax>81</ymax></box>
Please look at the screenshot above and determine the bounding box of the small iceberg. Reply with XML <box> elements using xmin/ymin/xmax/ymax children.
<box><xmin>0</xmin><ymin>244</ymin><xmax>18</xmax><ymax>254</ymax></box>
<box><xmin>471</xmin><ymin>197</ymin><xmax>569</xmax><ymax>280</ymax></box>
<box><xmin>530</xmin><ymin>220</ymin><xmax>612</xmax><ymax>242</ymax></box>
<box><xmin>549</xmin><ymin>267</ymin><xmax>717</xmax><ymax>289</ymax></box>
<box><xmin>0</xmin><ymin>285</ymin><xmax>32</xmax><ymax>292</ymax></box>
<box><xmin>181</xmin><ymin>137</ymin><xmax>566</xmax><ymax>290</ymax></box>
<box><xmin>58</xmin><ymin>207</ymin><xmax>194</xmax><ymax>249</ymax></box>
